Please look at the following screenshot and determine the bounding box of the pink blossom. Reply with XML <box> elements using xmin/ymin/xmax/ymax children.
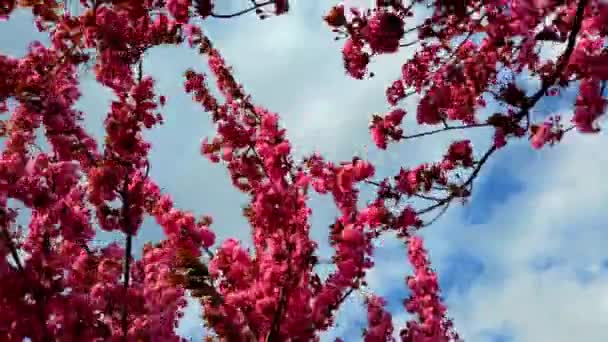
<box><xmin>343</xmin><ymin>38</ymin><xmax>370</xmax><ymax>79</ymax></box>
<box><xmin>167</xmin><ymin>0</ymin><xmax>191</xmax><ymax>24</ymax></box>
<box><xmin>364</xmin><ymin>295</ymin><xmax>395</xmax><ymax>342</ymax></box>
<box><xmin>573</xmin><ymin>79</ymin><xmax>606</xmax><ymax>133</ymax></box>
<box><xmin>366</xmin><ymin>11</ymin><xmax>405</xmax><ymax>54</ymax></box>
<box><xmin>401</xmin><ymin>236</ymin><xmax>459</xmax><ymax>341</ymax></box>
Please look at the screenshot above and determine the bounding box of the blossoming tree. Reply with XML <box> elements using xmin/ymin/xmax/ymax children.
<box><xmin>0</xmin><ymin>0</ymin><xmax>605</xmax><ymax>341</ymax></box>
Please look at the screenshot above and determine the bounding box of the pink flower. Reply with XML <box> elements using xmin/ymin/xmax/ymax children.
<box><xmin>401</xmin><ymin>236</ymin><xmax>459</xmax><ymax>341</ymax></box>
<box><xmin>395</xmin><ymin>206</ymin><xmax>421</xmax><ymax>231</ymax></box>
<box><xmin>371</xmin><ymin>124</ymin><xmax>388</xmax><ymax>149</ymax></box>
<box><xmin>337</xmin><ymin>164</ymin><xmax>355</xmax><ymax>193</ymax></box>
<box><xmin>530</xmin><ymin>122</ymin><xmax>552</xmax><ymax>149</ymax></box>
<box><xmin>573</xmin><ymin>79</ymin><xmax>606</xmax><ymax>133</ymax></box>
<box><xmin>386</xmin><ymin>79</ymin><xmax>406</xmax><ymax>105</ymax></box>
<box><xmin>359</xmin><ymin>201</ymin><xmax>388</xmax><ymax>228</ymax></box>
<box><xmin>353</xmin><ymin>159</ymin><xmax>375</xmax><ymax>180</ymax></box>
<box><xmin>341</xmin><ymin>225</ymin><xmax>364</xmax><ymax>244</ymax></box>
<box><xmin>199</xmin><ymin>226</ymin><xmax>216</xmax><ymax>248</ymax></box>
<box><xmin>364</xmin><ymin>295</ymin><xmax>394</xmax><ymax>342</ymax></box>
<box><xmin>343</xmin><ymin>38</ymin><xmax>370</xmax><ymax>79</ymax></box>
<box><xmin>443</xmin><ymin>140</ymin><xmax>473</xmax><ymax>169</ymax></box>
<box><xmin>366</xmin><ymin>11</ymin><xmax>405</xmax><ymax>54</ymax></box>
<box><xmin>166</xmin><ymin>0</ymin><xmax>191</xmax><ymax>24</ymax></box>
<box><xmin>369</xmin><ymin>109</ymin><xmax>406</xmax><ymax>149</ymax></box>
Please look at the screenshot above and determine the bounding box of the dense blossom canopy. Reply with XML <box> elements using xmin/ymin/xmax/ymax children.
<box><xmin>0</xmin><ymin>0</ymin><xmax>606</xmax><ymax>341</ymax></box>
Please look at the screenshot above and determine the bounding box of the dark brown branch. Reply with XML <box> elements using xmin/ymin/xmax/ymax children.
<box><xmin>364</xmin><ymin>180</ymin><xmax>382</xmax><ymax>187</ymax></box>
<box><xmin>401</xmin><ymin>123</ymin><xmax>491</xmax><ymax>140</ymax></box>
<box><xmin>337</xmin><ymin>287</ymin><xmax>355</xmax><ymax>307</ymax></box>
<box><xmin>403</xmin><ymin>22</ymin><xmax>426</xmax><ymax>35</ymax></box>
<box><xmin>203</xmin><ymin>246</ymin><xmax>214</xmax><ymax>258</ymax></box>
<box><xmin>446</xmin><ymin>31</ymin><xmax>476</xmax><ymax>60</ymax></box>
<box><xmin>1</xmin><ymin>211</ymin><xmax>51</xmax><ymax>341</ymax></box>
<box><xmin>80</xmin><ymin>241</ymin><xmax>93</xmax><ymax>255</ymax></box>
<box><xmin>266</xmin><ymin>239</ymin><xmax>297</xmax><ymax>342</ymax></box>
<box><xmin>1</xmin><ymin>227</ymin><xmax>24</xmax><ymax>273</ymax></box>
<box><xmin>517</xmin><ymin>0</ymin><xmax>588</xmax><ymax>120</ymax></box>
<box><xmin>400</xmin><ymin>40</ymin><xmax>419</xmax><ymax>48</ymax></box>
<box><xmin>266</xmin><ymin>288</ymin><xmax>286</xmax><ymax>342</ymax></box>
<box><xmin>421</xmin><ymin>202</ymin><xmax>450</xmax><ymax>227</ymax></box>
<box><xmin>416</xmin><ymin>143</ymin><xmax>497</xmax><ymax>216</ymax></box>
<box><xmin>410</xmin><ymin>0</ymin><xmax>588</xmax><ymax>221</ymax></box>
<box><xmin>138</xmin><ymin>59</ymin><xmax>143</xmax><ymax>83</ymax></box>
<box><xmin>120</xmin><ymin>175</ymin><xmax>132</xmax><ymax>341</ymax></box>
<box><xmin>441</xmin><ymin>118</ymin><xmax>449</xmax><ymax>129</ymax></box>
<box><xmin>414</xmin><ymin>193</ymin><xmax>445</xmax><ymax>202</ymax></box>
<box><xmin>120</xmin><ymin>59</ymin><xmax>147</xmax><ymax>339</ymax></box>
<box><xmin>211</xmin><ymin>0</ymin><xmax>273</xmax><ymax>18</ymax></box>
<box><xmin>461</xmin><ymin>144</ymin><xmax>497</xmax><ymax>189</ymax></box>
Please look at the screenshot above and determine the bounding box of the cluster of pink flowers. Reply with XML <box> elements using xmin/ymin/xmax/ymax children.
<box><xmin>529</xmin><ymin>116</ymin><xmax>566</xmax><ymax>149</ymax></box>
<box><xmin>327</xmin><ymin>0</ymin><xmax>607</xmax><ymax>149</ymax></box>
<box><xmin>401</xmin><ymin>236</ymin><xmax>458</xmax><ymax>341</ymax></box>
<box><xmin>364</xmin><ymin>295</ymin><xmax>394</xmax><ymax>342</ymax></box>
<box><xmin>326</xmin><ymin>4</ymin><xmax>408</xmax><ymax>79</ymax></box>
<box><xmin>370</xmin><ymin>109</ymin><xmax>407</xmax><ymax>149</ymax></box>
<box><xmin>0</xmin><ymin>0</ymin><xmax>231</xmax><ymax>339</ymax></box>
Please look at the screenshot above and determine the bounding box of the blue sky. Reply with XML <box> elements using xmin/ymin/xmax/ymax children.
<box><xmin>3</xmin><ymin>1</ymin><xmax>608</xmax><ymax>341</ymax></box>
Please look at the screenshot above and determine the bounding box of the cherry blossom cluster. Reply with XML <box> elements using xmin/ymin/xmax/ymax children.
<box><xmin>321</xmin><ymin>0</ymin><xmax>608</xmax><ymax>338</ymax></box>
<box><xmin>401</xmin><ymin>236</ymin><xmax>458</xmax><ymax>342</ymax></box>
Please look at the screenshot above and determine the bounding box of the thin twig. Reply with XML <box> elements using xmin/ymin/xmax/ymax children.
<box><xmin>517</xmin><ymin>0</ymin><xmax>588</xmax><ymax>120</ymax></box>
<box><xmin>120</xmin><ymin>175</ymin><xmax>133</xmax><ymax>340</ymax></box>
<box><xmin>211</xmin><ymin>0</ymin><xmax>273</xmax><ymax>18</ymax></box>
<box><xmin>400</xmin><ymin>40</ymin><xmax>419</xmax><ymax>48</ymax></box>
<box><xmin>416</xmin><ymin>143</ymin><xmax>497</xmax><ymax>216</ymax></box>
<box><xmin>1</xmin><ymin>211</ymin><xmax>51</xmax><ymax>341</ymax></box>
<box><xmin>1</xmin><ymin>227</ymin><xmax>24</xmax><ymax>273</ymax></box>
<box><xmin>203</xmin><ymin>247</ymin><xmax>214</xmax><ymax>258</ymax></box>
<box><xmin>266</xmin><ymin>239</ymin><xmax>296</xmax><ymax>342</ymax></box>
<box><xmin>420</xmin><ymin>202</ymin><xmax>450</xmax><ymax>227</ymax></box>
<box><xmin>414</xmin><ymin>193</ymin><xmax>445</xmax><ymax>202</ymax></box>
<box><xmin>338</xmin><ymin>287</ymin><xmax>355</xmax><ymax>306</ymax></box>
<box><xmin>401</xmin><ymin>123</ymin><xmax>491</xmax><ymax>140</ymax></box>
<box><xmin>411</xmin><ymin>0</ymin><xmax>588</xmax><ymax>220</ymax></box>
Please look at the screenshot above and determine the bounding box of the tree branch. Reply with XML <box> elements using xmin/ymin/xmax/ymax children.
<box><xmin>119</xmin><ymin>59</ymin><xmax>146</xmax><ymax>340</ymax></box>
<box><xmin>1</xmin><ymin>210</ymin><xmax>51</xmax><ymax>341</ymax></box>
<box><xmin>517</xmin><ymin>0</ymin><xmax>588</xmax><ymax>120</ymax></box>
<box><xmin>1</xmin><ymin>226</ymin><xmax>24</xmax><ymax>273</ymax></box>
<box><xmin>211</xmin><ymin>0</ymin><xmax>273</xmax><ymax>18</ymax></box>
<box><xmin>416</xmin><ymin>143</ymin><xmax>497</xmax><ymax>216</ymax></box>
<box><xmin>414</xmin><ymin>193</ymin><xmax>445</xmax><ymax>202</ymax></box>
<box><xmin>409</xmin><ymin>0</ymin><xmax>588</xmax><ymax>221</ymax></box>
<box><xmin>420</xmin><ymin>202</ymin><xmax>450</xmax><ymax>227</ymax></box>
<box><xmin>400</xmin><ymin>40</ymin><xmax>419</xmax><ymax>48</ymax></box>
<box><xmin>266</xmin><ymin>240</ymin><xmax>296</xmax><ymax>342</ymax></box>
<box><xmin>401</xmin><ymin>123</ymin><xmax>491</xmax><ymax>140</ymax></box>
<box><xmin>120</xmin><ymin>175</ymin><xmax>132</xmax><ymax>340</ymax></box>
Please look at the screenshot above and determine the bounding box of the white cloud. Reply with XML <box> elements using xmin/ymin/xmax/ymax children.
<box><xmin>413</xmin><ymin>132</ymin><xmax>608</xmax><ymax>342</ymax></box>
<box><xmin>206</xmin><ymin>1</ymin><xmax>420</xmax><ymax>161</ymax></box>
